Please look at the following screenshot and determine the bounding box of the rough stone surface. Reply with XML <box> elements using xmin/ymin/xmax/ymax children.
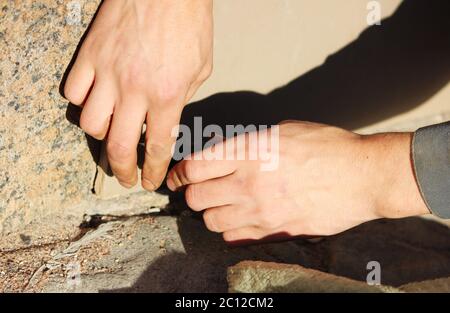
<box><xmin>399</xmin><ymin>277</ymin><xmax>450</xmax><ymax>293</ymax></box>
<box><xmin>227</xmin><ymin>261</ymin><xmax>400</xmax><ymax>293</ymax></box>
<box><xmin>2</xmin><ymin>206</ymin><xmax>449</xmax><ymax>293</ymax></box>
<box><xmin>227</xmin><ymin>261</ymin><xmax>450</xmax><ymax>293</ymax></box>
<box><xmin>0</xmin><ymin>0</ymin><xmax>101</xmax><ymax>248</ymax></box>
<box><xmin>0</xmin><ymin>189</ymin><xmax>169</xmax><ymax>252</ymax></box>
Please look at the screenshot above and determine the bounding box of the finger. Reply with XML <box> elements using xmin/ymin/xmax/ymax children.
<box><xmin>167</xmin><ymin>152</ymin><xmax>237</xmax><ymax>191</ymax></box>
<box><xmin>184</xmin><ymin>174</ymin><xmax>242</xmax><ymax>211</ymax></box>
<box><xmin>223</xmin><ymin>223</ymin><xmax>303</xmax><ymax>244</ymax></box>
<box><xmin>79</xmin><ymin>78</ymin><xmax>115</xmax><ymax>140</ymax></box>
<box><xmin>203</xmin><ymin>205</ymin><xmax>256</xmax><ymax>233</ymax></box>
<box><xmin>222</xmin><ymin>226</ymin><xmax>270</xmax><ymax>243</ymax></box>
<box><xmin>141</xmin><ymin>106</ymin><xmax>182</xmax><ymax>191</ymax></box>
<box><xmin>64</xmin><ymin>54</ymin><xmax>95</xmax><ymax>105</ymax></box>
<box><xmin>106</xmin><ymin>96</ymin><xmax>146</xmax><ymax>188</ymax></box>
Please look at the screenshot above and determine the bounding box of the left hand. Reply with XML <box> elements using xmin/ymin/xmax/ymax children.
<box><xmin>64</xmin><ymin>0</ymin><xmax>213</xmax><ymax>190</ymax></box>
<box><xmin>167</xmin><ymin>121</ymin><xmax>429</xmax><ymax>243</ymax></box>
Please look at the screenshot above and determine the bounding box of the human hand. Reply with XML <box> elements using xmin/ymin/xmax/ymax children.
<box><xmin>166</xmin><ymin>121</ymin><xmax>429</xmax><ymax>243</ymax></box>
<box><xmin>64</xmin><ymin>0</ymin><xmax>213</xmax><ymax>190</ymax></box>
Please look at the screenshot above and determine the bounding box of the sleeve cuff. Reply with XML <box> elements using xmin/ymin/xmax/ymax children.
<box><xmin>412</xmin><ymin>121</ymin><xmax>450</xmax><ymax>219</ymax></box>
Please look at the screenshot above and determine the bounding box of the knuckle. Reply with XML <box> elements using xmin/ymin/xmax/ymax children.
<box><xmin>106</xmin><ymin>140</ymin><xmax>135</xmax><ymax>162</ymax></box>
<box><xmin>79</xmin><ymin>116</ymin><xmax>104</xmax><ymax>139</ymax></box>
<box><xmin>143</xmin><ymin>171</ymin><xmax>164</xmax><ymax>189</ymax></box>
<box><xmin>222</xmin><ymin>231</ymin><xmax>235</xmax><ymax>242</ymax></box>
<box><xmin>145</xmin><ymin>142</ymin><xmax>172</xmax><ymax>162</ymax></box>
<box><xmin>141</xmin><ymin>172</ymin><xmax>160</xmax><ymax>191</ymax></box>
<box><xmin>245</xmin><ymin>176</ymin><xmax>261</xmax><ymax>197</ymax></box>
<box><xmin>120</xmin><ymin>63</ymin><xmax>147</xmax><ymax>90</ymax></box>
<box><xmin>203</xmin><ymin>210</ymin><xmax>220</xmax><ymax>233</ymax></box>
<box><xmin>64</xmin><ymin>84</ymin><xmax>82</xmax><ymax>105</ymax></box>
<box><xmin>154</xmin><ymin>79</ymin><xmax>184</xmax><ymax>103</ymax></box>
<box><xmin>185</xmin><ymin>185</ymin><xmax>201</xmax><ymax>211</ymax></box>
<box><xmin>222</xmin><ymin>232</ymin><xmax>231</xmax><ymax>242</ymax></box>
<box><xmin>181</xmin><ymin>161</ymin><xmax>197</xmax><ymax>183</ymax></box>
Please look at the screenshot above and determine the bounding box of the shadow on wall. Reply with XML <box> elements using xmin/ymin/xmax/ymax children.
<box><xmin>62</xmin><ymin>0</ymin><xmax>450</xmax><ymax>291</ymax></box>
<box><xmin>179</xmin><ymin>0</ymin><xmax>450</xmax><ymax>134</ymax></box>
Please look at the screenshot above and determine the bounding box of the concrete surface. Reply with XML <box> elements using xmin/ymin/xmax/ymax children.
<box><xmin>227</xmin><ymin>261</ymin><xmax>400</xmax><ymax>293</ymax></box>
<box><xmin>228</xmin><ymin>261</ymin><xmax>450</xmax><ymax>293</ymax></box>
<box><xmin>1</xmin><ymin>193</ymin><xmax>449</xmax><ymax>292</ymax></box>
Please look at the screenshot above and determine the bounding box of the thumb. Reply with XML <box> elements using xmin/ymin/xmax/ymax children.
<box><xmin>142</xmin><ymin>107</ymin><xmax>182</xmax><ymax>191</ymax></box>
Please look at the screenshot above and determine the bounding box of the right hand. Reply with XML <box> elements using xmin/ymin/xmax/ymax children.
<box><xmin>167</xmin><ymin>121</ymin><xmax>428</xmax><ymax>242</ymax></box>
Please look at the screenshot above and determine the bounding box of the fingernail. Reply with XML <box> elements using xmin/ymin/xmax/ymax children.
<box><xmin>142</xmin><ymin>177</ymin><xmax>157</xmax><ymax>191</ymax></box>
<box><xmin>170</xmin><ymin>172</ymin><xmax>183</xmax><ymax>190</ymax></box>
<box><xmin>119</xmin><ymin>181</ymin><xmax>134</xmax><ymax>189</ymax></box>
<box><xmin>166</xmin><ymin>176</ymin><xmax>178</xmax><ymax>191</ymax></box>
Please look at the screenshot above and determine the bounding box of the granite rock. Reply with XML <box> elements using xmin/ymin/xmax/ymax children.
<box><xmin>227</xmin><ymin>260</ymin><xmax>450</xmax><ymax>293</ymax></box>
<box><xmin>227</xmin><ymin>261</ymin><xmax>400</xmax><ymax>293</ymax></box>
<box><xmin>0</xmin><ymin>0</ymin><xmax>101</xmax><ymax>249</ymax></box>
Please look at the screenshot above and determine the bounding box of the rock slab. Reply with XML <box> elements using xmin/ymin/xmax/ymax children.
<box><xmin>0</xmin><ymin>0</ymin><xmax>101</xmax><ymax>249</ymax></box>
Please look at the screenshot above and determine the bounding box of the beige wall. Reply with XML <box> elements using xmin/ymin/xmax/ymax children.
<box><xmin>196</xmin><ymin>0</ymin><xmax>449</xmax><ymax>133</ymax></box>
<box><xmin>196</xmin><ymin>0</ymin><xmax>401</xmax><ymax>99</ymax></box>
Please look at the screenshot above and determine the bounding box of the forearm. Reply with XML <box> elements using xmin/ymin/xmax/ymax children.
<box><xmin>363</xmin><ymin>132</ymin><xmax>429</xmax><ymax>219</ymax></box>
<box><xmin>365</xmin><ymin>122</ymin><xmax>450</xmax><ymax>220</ymax></box>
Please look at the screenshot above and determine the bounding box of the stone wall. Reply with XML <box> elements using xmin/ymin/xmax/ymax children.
<box><xmin>0</xmin><ymin>0</ymin><xmax>101</xmax><ymax>249</ymax></box>
<box><xmin>1</xmin><ymin>0</ymin><xmax>449</xmax><ymax>252</ymax></box>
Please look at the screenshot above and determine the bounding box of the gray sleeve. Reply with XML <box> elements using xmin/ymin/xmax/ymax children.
<box><xmin>412</xmin><ymin>121</ymin><xmax>450</xmax><ymax>219</ymax></box>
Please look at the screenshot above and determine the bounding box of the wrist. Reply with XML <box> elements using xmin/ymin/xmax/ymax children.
<box><xmin>362</xmin><ymin>132</ymin><xmax>429</xmax><ymax>219</ymax></box>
